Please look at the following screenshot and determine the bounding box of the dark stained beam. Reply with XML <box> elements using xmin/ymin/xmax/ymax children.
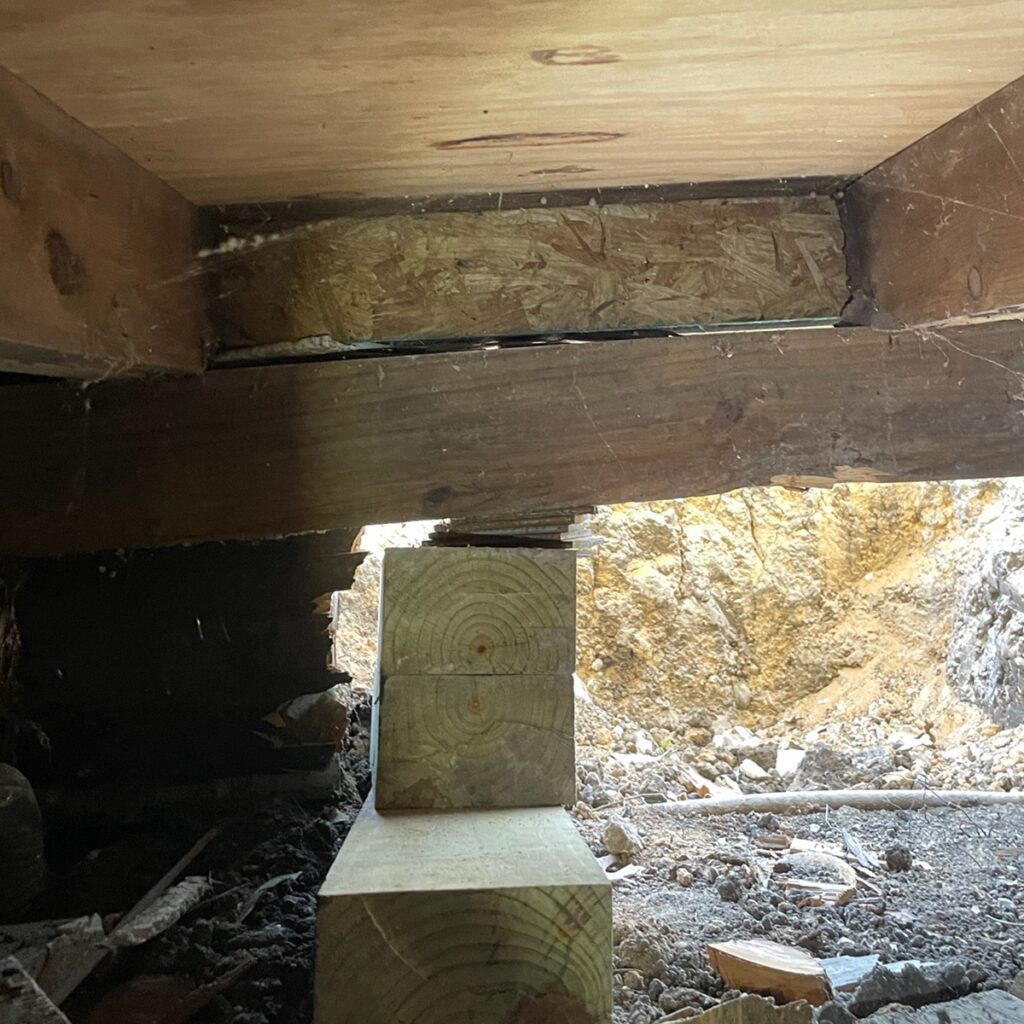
<box><xmin>1</xmin><ymin>319</ymin><xmax>1023</xmax><ymax>555</ymax></box>
<box><xmin>0</xmin><ymin>66</ymin><xmax>206</xmax><ymax>378</ymax></box>
<box><xmin>844</xmin><ymin>75</ymin><xmax>1024</xmax><ymax>326</ymax></box>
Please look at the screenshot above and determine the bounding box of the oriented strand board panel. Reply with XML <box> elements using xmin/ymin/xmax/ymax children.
<box><xmin>379</xmin><ymin>548</ymin><xmax>576</xmax><ymax>678</ymax></box>
<box><xmin>374</xmin><ymin>674</ymin><xmax>576</xmax><ymax>810</ymax></box>
<box><xmin>315</xmin><ymin>804</ymin><xmax>612</xmax><ymax>1024</ymax></box>
<box><xmin>1</xmin><ymin>3</ymin><xmax>1023</xmax><ymax>203</ymax></box>
<box><xmin>214</xmin><ymin>198</ymin><xmax>846</xmax><ymax>349</ymax></box>
<box><xmin>6</xmin><ymin>320</ymin><xmax>1024</xmax><ymax>554</ymax></box>
<box><xmin>0</xmin><ymin>67</ymin><xmax>205</xmax><ymax>378</ymax></box>
<box><xmin>846</xmin><ymin>75</ymin><xmax>1024</xmax><ymax>326</ymax></box>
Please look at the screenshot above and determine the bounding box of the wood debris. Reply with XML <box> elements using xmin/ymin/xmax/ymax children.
<box><xmin>107</xmin><ymin>877</ymin><xmax>211</xmax><ymax>948</ymax></box>
<box><xmin>656</xmin><ymin>994</ymin><xmax>812</xmax><ymax>1022</ymax></box>
<box><xmin>707</xmin><ymin>939</ymin><xmax>831</xmax><ymax>1006</ymax></box>
<box><xmin>0</xmin><ymin>958</ymin><xmax>70</xmax><ymax>1024</ymax></box>
<box><xmin>0</xmin><ymin>915</ymin><xmax>105</xmax><ymax>1004</ymax></box>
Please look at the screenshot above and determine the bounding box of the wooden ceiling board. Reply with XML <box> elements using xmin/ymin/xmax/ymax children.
<box><xmin>1</xmin><ymin>1</ymin><xmax>1022</xmax><ymax>204</ymax></box>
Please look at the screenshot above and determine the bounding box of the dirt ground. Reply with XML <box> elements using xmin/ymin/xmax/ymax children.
<box><xmin>3</xmin><ymin>688</ymin><xmax>1015</xmax><ymax>1024</ymax></box>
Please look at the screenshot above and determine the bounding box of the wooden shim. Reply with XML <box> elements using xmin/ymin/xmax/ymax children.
<box><xmin>212</xmin><ymin>197</ymin><xmax>846</xmax><ymax>350</ymax></box>
<box><xmin>0</xmin><ymin>67</ymin><xmax>205</xmax><ymax>378</ymax></box>
<box><xmin>378</xmin><ymin>548</ymin><xmax>576</xmax><ymax>678</ymax></box>
<box><xmin>374</xmin><ymin>675</ymin><xmax>575</xmax><ymax>810</ymax></box>
<box><xmin>315</xmin><ymin>803</ymin><xmax>612</xmax><ymax>1024</ymax></box>
<box><xmin>845</xmin><ymin>76</ymin><xmax>1024</xmax><ymax>326</ymax></box>
<box><xmin>4</xmin><ymin>319</ymin><xmax>1024</xmax><ymax>554</ymax></box>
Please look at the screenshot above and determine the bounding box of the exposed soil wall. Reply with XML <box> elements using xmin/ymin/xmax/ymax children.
<box><xmin>335</xmin><ymin>480</ymin><xmax>1024</xmax><ymax>735</ymax></box>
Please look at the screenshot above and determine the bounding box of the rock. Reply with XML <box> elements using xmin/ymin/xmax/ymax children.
<box><xmin>885</xmin><ymin>844</ymin><xmax>914</xmax><ymax>872</ymax></box>
<box><xmin>676</xmin><ymin>867</ymin><xmax>694</xmax><ymax>887</ymax></box>
<box><xmin>813</xmin><ymin>1003</ymin><xmax>856</xmax><ymax>1024</ymax></box>
<box><xmin>717</xmin><ymin>876</ymin><xmax>745</xmax><ymax>903</ymax></box>
<box><xmin>617</xmin><ymin>932</ymin><xmax>667</xmax><ymax>977</ymax></box>
<box><xmin>794</xmin><ymin>744</ymin><xmax>895</xmax><ymax>789</ymax></box>
<box><xmin>1010</xmin><ymin>969</ymin><xmax>1024</xmax><ymax>1000</ymax></box>
<box><xmin>775</xmin><ymin>748</ymin><xmax>806</xmax><ymax>778</ymax></box>
<box><xmin>734</xmin><ymin>683</ymin><xmax>753</xmax><ymax>710</ymax></box>
<box><xmin>740</xmin><ymin>759</ymin><xmax>770</xmax><ymax>781</ymax></box>
<box><xmin>847</xmin><ymin>960</ymin><xmax>970</xmax><ymax>1017</ymax></box>
<box><xmin>604</xmin><ymin>816</ymin><xmax>644</xmax><ymax>857</ymax></box>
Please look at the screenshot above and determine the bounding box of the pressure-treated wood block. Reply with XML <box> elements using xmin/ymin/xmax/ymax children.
<box><xmin>315</xmin><ymin>804</ymin><xmax>612</xmax><ymax>1024</ymax></box>
<box><xmin>378</xmin><ymin>547</ymin><xmax>575</xmax><ymax>677</ymax></box>
<box><xmin>374</xmin><ymin>674</ymin><xmax>575</xmax><ymax>809</ymax></box>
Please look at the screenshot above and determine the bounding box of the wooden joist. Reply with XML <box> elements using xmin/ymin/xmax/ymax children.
<box><xmin>315</xmin><ymin>803</ymin><xmax>612</xmax><ymax>1024</ymax></box>
<box><xmin>3</xmin><ymin>319</ymin><xmax>1024</xmax><ymax>555</ymax></box>
<box><xmin>845</xmin><ymin>75</ymin><xmax>1024</xmax><ymax>326</ymax></box>
<box><xmin>211</xmin><ymin>197</ymin><xmax>846</xmax><ymax>351</ymax></box>
<box><xmin>0</xmin><ymin>67</ymin><xmax>206</xmax><ymax>378</ymax></box>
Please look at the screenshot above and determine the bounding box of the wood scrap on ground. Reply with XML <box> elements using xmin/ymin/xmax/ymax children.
<box><xmin>0</xmin><ymin>958</ymin><xmax>70</xmax><ymax>1024</ymax></box>
<box><xmin>0</xmin><ymin>915</ymin><xmax>105</xmax><ymax>1003</ymax></box>
<box><xmin>707</xmin><ymin>939</ymin><xmax>831</xmax><ymax>1006</ymax></box>
<box><xmin>106</xmin><ymin>877</ymin><xmax>211</xmax><ymax>948</ymax></box>
<box><xmin>657</xmin><ymin>994</ymin><xmax>812</xmax><ymax>1022</ymax></box>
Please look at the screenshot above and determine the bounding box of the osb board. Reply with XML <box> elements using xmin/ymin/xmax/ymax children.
<box><xmin>214</xmin><ymin>198</ymin><xmax>846</xmax><ymax>349</ymax></box>
<box><xmin>845</xmin><ymin>75</ymin><xmax>1024</xmax><ymax>326</ymax></box>
<box><xmin>1</xmin><ymin>2</ymin><xmax>1023</xmax><ymax>203</ymax></box>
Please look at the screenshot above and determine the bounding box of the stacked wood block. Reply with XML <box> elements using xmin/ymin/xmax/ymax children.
<box><xmin>316</xmin><ymin>547</ymin><xmax>612</xmax><ymax>1024</ymax></box>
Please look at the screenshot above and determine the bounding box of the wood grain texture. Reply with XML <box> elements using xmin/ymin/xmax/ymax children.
<box><xmin>4</xmin><ymin>320</ymin><xmax>1024</xmax><ymax>555</ymax></box>
<box><xmin>315</xmin><ymin>803</ymin><xmax>612</xmax><ymax>1024</ymax></box>
<box><xmin>374</xmin><ymin>675</ymin><xmax>575</xmax><ymax>810</ymax></box>
<box><xmin>1</xmin><ymin>2</ymin><xmax>1022</xmax><ymax>203</ymax></box>
<box><xmin>845</xmin><ymin>76</ymin><xmax>1024</xmax><ymax>326</ymax></box>
<box><xmin>0</xmin><ymin>67</ymin><xmax>205</xmax><ymax>378</ymax></box>
<box><xmin>379</xmin><ymin>548</ymin><xmax>576</xmax><ymax>678</ymax></box>
<box><xmin>213</xmin><ymin>198</ymin><xmax>846</xmax><ymax>349</ymax></box>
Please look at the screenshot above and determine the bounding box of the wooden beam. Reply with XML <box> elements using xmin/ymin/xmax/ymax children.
<box><xmin>3</xmin><ymin>320</ymin><xmax>1024</xmax><ymax>555</ymax></box>
<box><xmin>844</xmin><ymin>75</ymin><xmax>1024</xmax><ymax>326</ymax></box>
<box><xmin>315</xmin><ymin>803</ymin><xmax>612</xmax><ymax>1023</ymax></box>
<box><xmin>0</xmin><ymin>67</ymin><xmax>206</xmax><ymax>378</ymax></box>
<box><xmin>211</xmin><ymin>196</ymin><xmax>846</xmax><ymax>351</ymax></box>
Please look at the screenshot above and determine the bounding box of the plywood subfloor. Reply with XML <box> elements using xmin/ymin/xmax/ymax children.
<box><xmin>0</xmin><ymin>1</ymin><xmax>1022</xmax><ymax>204</ymax></box>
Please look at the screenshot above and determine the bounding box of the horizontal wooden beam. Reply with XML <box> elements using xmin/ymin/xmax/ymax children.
<box><xmin>3</xmin><ymin>319</ymin><xmax>1024</xmax><ymax>554</ymax></box>
<box><xmin>844</xmin><ymin>75</ymin><xmax>1024</xmax><ymax>326</ymax></box>
<box><xmin>0</xmin><ymin>67</ymin><xmax>206</xmax><ymax>378</ymax></box>
<box><xmin>211</xmin><ymin>196</ymin><xmax>846</xmax><ymax>352</ymax></box>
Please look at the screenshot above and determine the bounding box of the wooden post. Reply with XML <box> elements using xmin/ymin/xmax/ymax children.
<box><xmin>316</xmin><ymin>545</ymin><xmax>612</xmax><ymax>1022</ymax></box>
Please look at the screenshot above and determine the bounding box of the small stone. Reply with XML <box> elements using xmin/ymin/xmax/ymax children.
<box><xmin>622</xmin><ymin>969</ymin><xmax>644</xmax><ymax>990</ymax></box>
<box><xmin>733</xmin><ymin>682</ymin><xmax>753</xmax><ymax>709</ymax></box>
<box><xmin>604</xmin><ymin>815</ymin><xmax>644</xmax><ymax>857</ymax></box>
<box><xmin>739</xmin><ymin>758</ymin><xmax>770</xmax><ymax>780</ymax></box>
<box><xmin>675</xmin><ymin>867</ymin><xmax>694</xmax><ymax>887</ymax></box>
<box><xmin>716</xmin><ymin>875</ymin><xmax>744</xmax><ymax>903</ymax></box>
<box><xmin>885</xmin><ymin>844</ymin><xmax>914</xmax><ymax>872</ymax></box>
